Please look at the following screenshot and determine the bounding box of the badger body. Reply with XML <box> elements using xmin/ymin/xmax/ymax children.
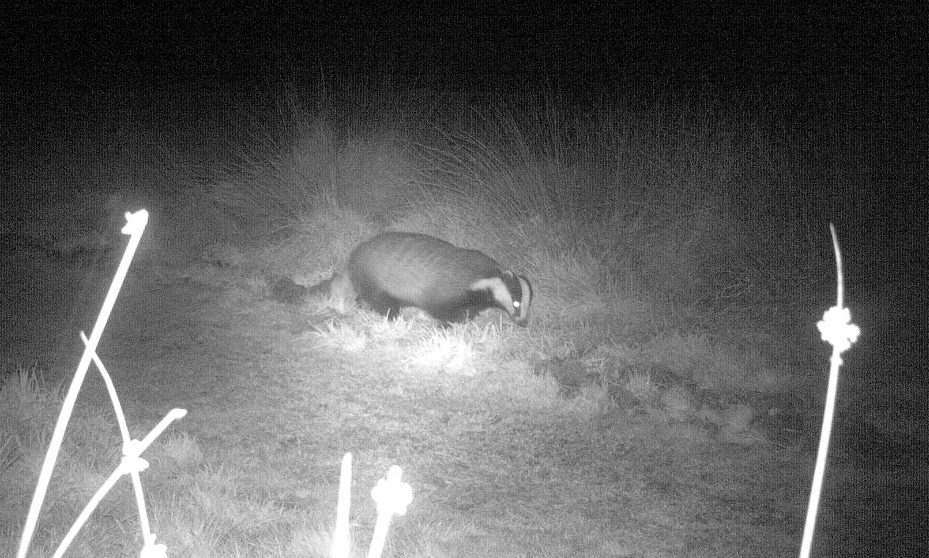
<box><xmin>347</xmin><ymin>232</ymin><xmax>531</xmax><ymax>324</ymax></box>
<box><xmin>273</xmin><ymin>232</ymin><xmax>532</xmax><ymax>325</ymax></box>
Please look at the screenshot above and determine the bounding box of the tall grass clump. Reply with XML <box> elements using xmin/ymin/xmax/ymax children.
<box><xmin>401</xmin><ymin>89</ymin><xmax>825</xmax><ymax>339</ymax></box>
<box><xmin>209</xmin><ymin>81</ymin><xmax>430</xmax><ymax>234</ymax></box>
<box><xmin>203</xmin><ymin>80</ymin><xmax>829</xmax><ymax>351</ymax></box>
<box><xmin>197</xmin><ymin>82</ymin><xmax>423</xmax><ymax>279</ymax></box>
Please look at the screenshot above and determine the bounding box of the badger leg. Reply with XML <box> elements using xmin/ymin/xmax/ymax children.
<box><xmin>429</xmin><ymin>304</ymin><xmax>471</xmax><ymax>325</ymax></box>
<box><xmin>364</xmin><ymin>292</ymin><xmax>403</xmax><ymax>320</ymax></box>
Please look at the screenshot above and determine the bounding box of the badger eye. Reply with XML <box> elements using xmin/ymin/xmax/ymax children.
<box><xmin>513</xmin><ymin>301</ymin><xmax>521</xmax><ymax>308</ymax></box>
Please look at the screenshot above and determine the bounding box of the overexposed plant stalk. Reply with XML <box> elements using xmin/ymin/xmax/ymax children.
<box><xmin>799</xmin><ymin>223</ymin><xmax>860</xmax><ymax>558</ymax></box>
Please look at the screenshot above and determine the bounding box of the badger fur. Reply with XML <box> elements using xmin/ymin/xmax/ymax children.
<box><xmin>272</xmin><ymin>232</ymin><xmax>532</xmax><ymax>325</ymax></box>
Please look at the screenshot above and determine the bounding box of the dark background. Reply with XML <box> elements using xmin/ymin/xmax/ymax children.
<box><xmin>5</xmin><ymin>1</ymin><xmax>925</xmax><ymax>96</ymax></box>
<box><xmin>3</xmin><ymin>0</ymin><xmax>926</xmax><ymax>363</ymax></box>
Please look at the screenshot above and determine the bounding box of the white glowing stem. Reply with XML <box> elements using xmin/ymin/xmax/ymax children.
<box><xmin>799</xmin><ymin>223</ymin><xmax>859</xmax><ymax>558</ymax></box>
<box><xmin>331</xmin><ymin>453</ymin><xmax>353</xmax><ymax>558</ymax></box>
<box><xmin>367</xmin><ymin>466</ymin><xmax>413</xmax><ymax>558</ymax></box>
<box><xmin>17</xmin><ymin>210</ymin><xmax>149</xmax><ymax>558</ymax></box>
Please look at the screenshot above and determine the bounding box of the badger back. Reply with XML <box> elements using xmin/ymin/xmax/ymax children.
<box><xmin>348</xmin><ymin>232</ymin><xmax>502</xmax><ymax>307</ymax></box>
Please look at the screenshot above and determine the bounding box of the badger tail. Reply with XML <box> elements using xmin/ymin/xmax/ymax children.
<box><xmin>271</xmin><ymin>277</ymin><xmax>310</xmax><ymax>303</ymax></box>
<box><xmin>271</xmin><ymin>275</ymin><xmax>345</xmax><ymax>304</ymax></box>
<box><xmin>271</xmin><ymin>277</ymin><xmax>310</xmax><ymax>304</ymax></box>
<box><xmin>271</xmin><ymin>272</ymin><xmax>355</xmax><ymax>310</ymax></box>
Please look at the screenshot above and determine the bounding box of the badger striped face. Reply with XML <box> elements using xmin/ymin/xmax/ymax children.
<box><xmin>471</xmin><ymin>271</ymin><xmax>532</xmax><ymax>325</ymax></box>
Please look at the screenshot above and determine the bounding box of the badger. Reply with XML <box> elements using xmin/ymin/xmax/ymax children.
<box><xmin>272</xmin><ymin>232</ymin><xmax>532</xmax><ymax>325</ymax></box>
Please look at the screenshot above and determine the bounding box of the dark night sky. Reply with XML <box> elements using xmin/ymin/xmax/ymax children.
<box><xmin>4</xmin><ymin>1</ymin><xmax>925</xmax><ymax>99</ymax></box>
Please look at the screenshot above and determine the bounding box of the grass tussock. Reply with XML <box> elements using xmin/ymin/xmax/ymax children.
<box><xmin>226</xmin><ymin>84</ymin><xmax>821</xmax><ymax>429</ymax></box>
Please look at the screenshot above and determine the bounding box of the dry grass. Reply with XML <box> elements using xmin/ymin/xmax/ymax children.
<box><xmin>1</xmin><ymin>292</ymin><xmax>811</xmax><ymax>557</ymax></box>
